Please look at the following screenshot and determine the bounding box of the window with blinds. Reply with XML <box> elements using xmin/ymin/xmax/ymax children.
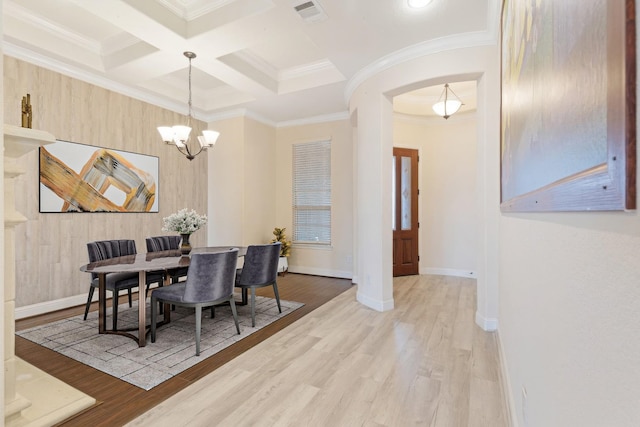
<box><xmin>292</xmin><ymin>139</ymin><xmax>331</xmax><ymax>245</ymax></box>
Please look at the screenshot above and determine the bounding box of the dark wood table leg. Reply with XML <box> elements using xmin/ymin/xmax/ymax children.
<box><xmin>163</xmin><ymin>274</ymin><xmax>172</xmax><ymax>324</ymax></box>
<box><xmin>138</xmin><ymin>270</ymin><xmax>147</xmax><ymax>346</ymax></box>
<box><xmin>98</xmin><ymin>273</ymin><xmax>107</xmax><ymax>333</ymax></box>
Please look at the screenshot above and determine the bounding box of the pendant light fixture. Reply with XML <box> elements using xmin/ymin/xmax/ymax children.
<box><xmin>157</xmin><ymin>51</ymin><xmax>219</xmax><ymax>160</ymax></box>
<box><xmin>432</xmin><ymin>83</ymin><xmax>464</xmax><ymax>119</ymax></box>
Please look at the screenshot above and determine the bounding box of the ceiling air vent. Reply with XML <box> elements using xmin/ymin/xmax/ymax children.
<box><xmin>292</xmin><ymin>0</ymin><xmax>327</xmax><ymax>22</ymax></box>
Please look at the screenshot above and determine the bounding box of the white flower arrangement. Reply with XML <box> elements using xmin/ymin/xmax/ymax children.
<box><xmin>162</xmin><ymin>208</ymin><xmax>207</xmax><ymax>234</ymax></box>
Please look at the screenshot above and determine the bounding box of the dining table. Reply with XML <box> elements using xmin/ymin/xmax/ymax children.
<box><xmin>80</xmin><ymin>246</ymin><xmax>246</xmax><ymax>347</ymax></box>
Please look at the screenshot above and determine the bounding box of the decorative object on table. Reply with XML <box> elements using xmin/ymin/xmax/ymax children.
<box><xmin>39</xmin><ymin>140</ymin><xmax>159</xmax><ymax>213</ymax></box>
<box><xmin>21</xmin><ymin>93</ymin><xmax>32</xmax><ymax>128</ymax></box>
<box><xmin>270</xmin><ymin>227</ymin><xmax>291</xmax><ymax>275</ymax></box>
<box><xmin>157</xmin><ymin>51</ymin><xmax>220</xmax><ymax>161</ymax></box>
<box><xmin>162</xmin><ymin>208</ymin><xmax>207</xmax><ymax>255</ymax></box>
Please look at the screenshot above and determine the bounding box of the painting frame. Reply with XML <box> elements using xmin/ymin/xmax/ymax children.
<box><xmin>500</xmin><ymin>0</ymin><xmax>636</xmax><ymax>212</ymax></box>
<box><xmin>39</xmin><ymin>140</ymin><xmax>159</xmax><ymax>213</ymax></box>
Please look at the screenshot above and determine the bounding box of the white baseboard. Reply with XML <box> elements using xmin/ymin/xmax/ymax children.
<box><xmin>16</xmin><ymin>294</ymin><xmax>90</xmax><ymax>320</ymax></box>
<box><xmin>475</xmin><ymin>311</ymin><xmax>498</xmax><ymax>331</ymax></box>
<box><xmin>287</xmin><ymin>265</ymin><xmax>352</xmax><ymax>280</ymax></box>
<box><xmin>15</xmin><ymin>283</ymin><xmax>163</xmax><ymax>320</ymax></box>
<box><xmin>497</xmin><ymin>330</ymin><xmax>518</xmax><ymax>427</ymax></box>
<box><xmin>421</xmin><ymin>267</ymin><xmax>476</xmax><ymax>278</ymax></box>
<box><xmin>356</xmin><ymin>291</ymin><xmax>394</xmax><ymax>312</ymax></box>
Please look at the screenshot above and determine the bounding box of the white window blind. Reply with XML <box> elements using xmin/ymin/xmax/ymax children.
<box><xmin>293</xmin><ymin>140</ymin><xmax>331</xmax><ymax>245</ymax></box>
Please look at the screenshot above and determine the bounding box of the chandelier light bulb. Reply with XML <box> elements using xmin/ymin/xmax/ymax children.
<box><xmin>408</xmin><ymin>0</ymin><xmax>433</xmax><ymax>8</ymax></box>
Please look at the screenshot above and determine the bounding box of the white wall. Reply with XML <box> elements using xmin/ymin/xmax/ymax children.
<box><xmin>393</xmin><ymin>113</ymin><xmax>477</xmax><ymax>277</ymax></box>
<box><xmin>500</xmin><ymin>213</ymin><xmax>640</xmax><ymax>427</ymax></box>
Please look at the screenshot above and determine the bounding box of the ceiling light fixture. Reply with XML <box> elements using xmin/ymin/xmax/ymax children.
<box><xmin>158</xmin><ymin>51</ymin><xmax>219</xmax><ymax>161</ymax></box>
<box><xmin>407</xmin><ymin>0</ymin><xmax>433</xmax><ymax>8</ymax></box>
<box><xmin>432</xmin><ymin>83</ymin><xmax>463</xmax><ymax>119</ymax></box>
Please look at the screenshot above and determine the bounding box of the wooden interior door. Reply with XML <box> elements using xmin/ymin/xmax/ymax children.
<box><xmin>392</xmin><ymin>147</ymin><xmax>419</xmax><ymax>276</ymax></box>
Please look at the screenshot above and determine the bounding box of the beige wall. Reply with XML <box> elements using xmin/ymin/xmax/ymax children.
<box><xmin>4</xmin><ymin>57</ymin><xmax>209</xmax><ymax>314</ymax></box>
<box><xmin>207</xmin><ymin>117</ymin><xmax>245</xmax><ymax>246</ymax></box>
<box><xmin>393</xmin><ymin>113</ymin><xmax>477</xmax><ymax>277</ymax></box>
<box><xmin>207</xmin><ymin>116</ymin><xmax>277</xmax><ymax>247</ymax></box>
<box><xmin>243</xmin><ymin>119</ymin><xmax>277</xmax><ymax>244</ymax></box>
<box><xmin>276</xmin><ymin>120</ymin><xmax>353</xmax><ymax>278</ymax></box>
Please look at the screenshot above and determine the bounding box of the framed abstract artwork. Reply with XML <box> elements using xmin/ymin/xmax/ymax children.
<box><xmin>500</xmin><ymin>0</ymin><xmax>636</xmax><ymax>211</ymax></box>
<box><xmin>39</xmin><ymin>140</ymin><xmax>159</xmax><ymax>213</ymax></box>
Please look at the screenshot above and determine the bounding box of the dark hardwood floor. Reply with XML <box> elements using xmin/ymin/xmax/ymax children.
<box><xmin>15</xmin><ymin>273</ymin><xmax>353</xmax><ymax>427</ymax></box>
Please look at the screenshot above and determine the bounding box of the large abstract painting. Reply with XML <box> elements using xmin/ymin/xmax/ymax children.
<box><xmin>39</xmin><ymin>140</ymin><xmax>159</xmax><ymax>213</ymax></box>
<box><xmin>500</xmin><ymin>0</ymin><xmax>636</xmax><ymax>211</ymax></box>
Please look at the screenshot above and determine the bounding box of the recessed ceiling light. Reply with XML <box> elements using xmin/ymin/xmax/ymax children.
<box><xmin>408</xmin><ymin>0</ymin><xmax>433</xmax><ymax>8</ymax></box>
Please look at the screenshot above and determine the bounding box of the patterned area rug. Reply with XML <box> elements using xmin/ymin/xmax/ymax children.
<box><xmin>17</xmin><ymin>295</ymin><xmax>303</xmax><ymax>390</ymax></box>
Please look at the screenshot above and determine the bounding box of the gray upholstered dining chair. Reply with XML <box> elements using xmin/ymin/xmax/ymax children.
<box><xmin>84</xmin><ymin>239</ymin><xmax>164</xmax><ymax>329</ymax></box>
<box><xmin>146</xmin><ymin>235</ymin><xmax>189</xmax><ymax>284</ymax></box>
<box><xmin>150</xmin><ymin>249</ymin><xmax>240</xmax><ymax>356</ymax></box>
<box><xmin>235</xmin><ymin>242</ymin><xmax>282</xmax><ymax>327</ymax></box>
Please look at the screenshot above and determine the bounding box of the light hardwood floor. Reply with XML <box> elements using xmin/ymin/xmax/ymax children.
<box><xmin>127</xmin><ymin>275</ymin><xmax>509</xmax><ymax>427</ymax></box>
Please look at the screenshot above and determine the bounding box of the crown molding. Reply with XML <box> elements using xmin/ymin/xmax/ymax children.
<box><xmin>205</xmin><ymin>108</ymin><xmax>349</xmax><ymax>129</ymax></box>
<box><xmin>276</xmin><ymin>111</ymin><xmax>349</xmax><ymax>128</ymax></box>
<box><xmin>344</xmin><ymin>29</ymin><xmax>497</xmax><ymax>105</ymax></box>
<box><xmin>205</xmin><ymin>108</ymin><xmax>276</xmax><ymax>127</ymax></box>
<box><xmin>5</xmin><ymin>1</ymin><xmax>100</xmax><ymax>53</ymax></box>
<box><xmin>157</xmin><ymin>0</ymin><xmax>234</xmax><ymax>20</ymax></box>
<box><xmin>344</xmin><ymin>0</ymin><xmax>500</xmax><ymax>104</ymax></box>
<box><xmin>279</xmin><ymin>59</ymin><xmax>338</xmax><ymax>81</ymax></box>
<box><xmin>2</xmin><ymin>41</ymin><xmax>216</xmax><ymax>121</ymax></box>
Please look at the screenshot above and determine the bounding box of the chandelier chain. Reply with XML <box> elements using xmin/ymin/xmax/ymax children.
<box><xmin>157</xmin><ymin>50</ymin><xmax>219</xmax><ymax>160</ymax></box>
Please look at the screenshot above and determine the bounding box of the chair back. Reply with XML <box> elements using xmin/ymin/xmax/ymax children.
<box><xmin>183</xmin><ymin>249</ymin><xmax>239</xmax><ymax>303</ymax></box>
<box><xmin>237</xmin><ymin>243</ymin><xmax>281</xmax><ymax>287</ymax></box>
<box><xmin>87</xmin><ymin>239</ymin><xmax>137</xmax><ymax>279</ymax></box>
<box><xmin>146</xmin><ymin>235</ymin><xmax>181</xmax><ymax>252</ymax></box>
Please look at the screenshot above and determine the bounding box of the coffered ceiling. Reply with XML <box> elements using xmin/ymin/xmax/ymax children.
<box><xmin>3</xmin><ymin>0</ymin><xmax>496</xmax><ymax>125</ymax></box>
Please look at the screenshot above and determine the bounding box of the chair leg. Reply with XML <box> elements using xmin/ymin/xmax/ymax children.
<box><xmin>151</xmin><ymin>296</ymin><xmax>157</xmax><ymax>343</ymax></box>
<box><xmin>83</xmin><ymin>287</ymin><xmax>95</xmax><ymax>320</ymax></box>
<box><xmin>230</xmin><ymin>298</ymin><xmax>240</xmax><ymax>334</ymax></box>
<box><xmin>272</xmin><ymin>281</ymin><xmax>282</xmax><ymax>313</ymax></box>
<box><xmin>128</xmin><ymin>288</ymin><xmax>132</xmax><ymax>307</ymax></box>
<box><xmin>250</xmin><ymin>287</ymin><xmax>256</xmax><ymax>327</ymax></box>
<box><xmin>195</xmin><ymin>306</ymin><xmax>202</xmax><ymax>356</ymax></box>
<box><xmin>211</xmin><ymin>305</ymin><xmax>215</xmax><ymax>318</ymax></box>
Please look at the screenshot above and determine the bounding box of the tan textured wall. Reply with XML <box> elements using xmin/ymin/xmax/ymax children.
<box><xmin>3</xmin><ymin>56</ymin><xmax>209</xmax><ymax>308</ymax></box>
